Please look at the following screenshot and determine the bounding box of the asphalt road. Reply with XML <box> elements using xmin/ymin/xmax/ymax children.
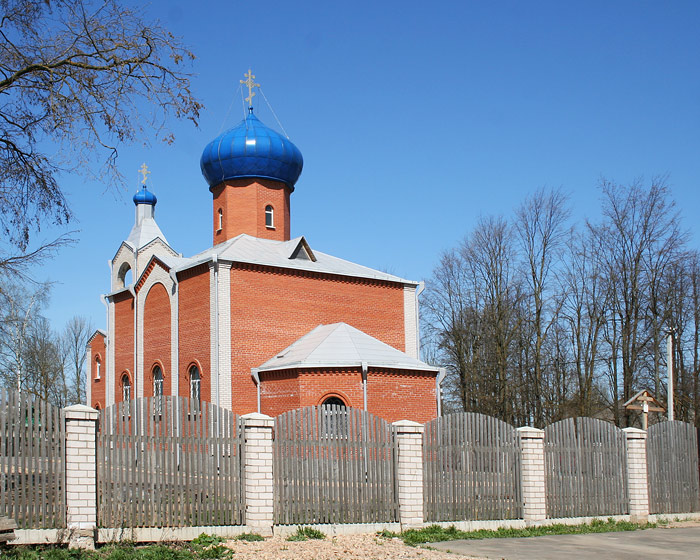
<box><xmin>429</xmin><ymin>526</ymin><xmax>700</xmax><ymax>559</ymax></box>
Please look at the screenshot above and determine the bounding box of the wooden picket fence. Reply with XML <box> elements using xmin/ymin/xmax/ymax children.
<box><xmin>423</xmin><ymin>412</ymin><xmax>522</xmax><ymax>522</ymax></box>
<box><xmin>274</xmin><ymin>405</ymin><xmax>398</xmax><ymax>524</ymax></box>
<box><xmin>545</xmin><ymin>417</ymin><xmax>628</xmax><ymax>518</ymax></box>
<box><xmin>0</xmin><ymin>388</ymin><xmax>65</xmax><ymax>529</ymax></box>
<box><xmin>647</xmin><ymin>420</ymin><xmax>700</xmax><ymax>514</ymax></box>
<box><xmin>97</xmin><ymin>397</ymin><xmax>243</xmax><ymax>528</ymax></box>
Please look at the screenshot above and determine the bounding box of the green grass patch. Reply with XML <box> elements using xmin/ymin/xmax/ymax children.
<box><xmin>233</xmin><ymin>532</ymin><xmax>264</xmax><ymax>542</ymax></box>
<box><xmin>285</xmin><ymin>526</ymin><xmax>326</xmax><ymax>542</ymax></box>
<box><xmin>381</xmin><ymin>518</ymin><xmax>657</xmax><ymax>546</ymax></box>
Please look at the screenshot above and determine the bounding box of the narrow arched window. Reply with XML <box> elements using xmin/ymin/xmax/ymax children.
<box><xmin>121</xmin><ymin>374</ymin><xmax>131</xmax><ymax>401</ymax></box>
<box><xmin>189</xmin><ymin>365</ymin><xmax>201</xmax><ymax>406</ymax></box>
<box><xmin>265</xmin><ymin>205</ymin><xmax>274</xmax><ymax>228</ymax></box>
<box><xmin>153</xmin><ymin>366</ymin><xmax>163</xmax><ymax>398</ymax></box>
<box><xmin>153</xmin><ymin>365</ymin><xmax>163</xmax><ymax>416</ymax></box>
<box><xmin>217</xmin><ymin>208</ymin><xmax>223</xmax><ymax>231</ymax></box>
<box><xmin>95</xmin><ymin>356</ymin><xmax>101</xmax><ymax>380</ymax></box>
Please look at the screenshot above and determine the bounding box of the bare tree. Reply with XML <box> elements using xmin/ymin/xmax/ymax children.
<box><xmin>588</xmin><ymin>178</ymin><xmax>686</xmax><ymax>425</ymax></box>
<box><xmin>0</xmin><ymin>0</ymin><xmax>201</xmax><ymax>257</ymax></box>
<box><xmin>61</xmin><ymin>315</ymin><xmax>93</xmax><ymax>405</ymax></box>
<box><xmin>515</xmin><ymin>187</ymin><xmax>570</xmax><ymax>425</ymax></box>
<box><xmin>0</xmin><ymin>281</ymin><xmax>50</xmax><ymax>391</ymax></box>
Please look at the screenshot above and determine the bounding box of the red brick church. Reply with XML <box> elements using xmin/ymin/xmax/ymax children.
<box><xmin>87</xmin><ymin>80</ymin><xmax>443</xmax><ymax>423</ymax></box>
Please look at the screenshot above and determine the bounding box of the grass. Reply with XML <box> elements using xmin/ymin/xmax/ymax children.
<box><xmin>380</xmin><ymin>518</ymin><xmax>658</xmax><ymax>546</ymax></box>
<box><xmin>1</xmin><ymin>533</ymin><xmax>239</xmax><ymax>560</ymax></box>
<box><xmin>285</xmin><ymin>526</ymin><xmax>326</xmax><ymax>542</ymax></box>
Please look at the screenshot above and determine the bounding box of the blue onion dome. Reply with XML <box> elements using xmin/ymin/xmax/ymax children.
<box><xmin>200</xmin><ymin>109</ymin><xmax>303</xmax><ymax>191</ymax></box>
<box><xmin>133</xmin><ymin>185</ymin><xmax>157</xmax><ymax>205</ymax></box>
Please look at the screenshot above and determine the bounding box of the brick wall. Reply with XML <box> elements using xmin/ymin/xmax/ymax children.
<box><xmin>229</xmin><ymin>263</ymin><xmax>406</xmax><ymax>415</ymax></box>
<box><xmin>113</xmin><ymin>291</ymin><xmax>134</xmax><ymax>403</ymax></box>
<box><xmin>88</xmin><ymin>333</ymin><xmax>106</xmax><ymax>409</ymax></box>
<box><xmin>143</xmin><ymin>282</ymin><xmax>171</xmax><ymax>397</ymax></box>
<box><xmin>260</xmin><ymin>366</ymin><xmax>437</xmax><ymax>423</ymax></box>
<box><xmin>367</xmin><ymin>368</ymin><xmax>436</xmax><ymax>423</ymax></box>
<box><xmin>177</xmin><ymin>265</ymin><xmax>210</xmax><ymax>401</ymax></box>
<box><xmin>212</xmin><ymin>179</ymin><xmax>290</xmax><ymax>244</ymax></box>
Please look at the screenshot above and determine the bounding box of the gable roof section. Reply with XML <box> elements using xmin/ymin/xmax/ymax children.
<box><xmin>177</xmin><ymin>234</ymin><xmax>416</xmax><ymax>285</ymax></box>
<box><xmin>87</xmin><ymin>329</ymin><xmax>107</xmax><ymax>345</ymax></box>
<box><xmin>257</xmin><ymin>322</ymin><xmax>438</xmax><ymax>373</ymax></box>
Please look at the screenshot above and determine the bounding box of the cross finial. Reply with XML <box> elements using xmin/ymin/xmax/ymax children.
<box><xmin>138</xmin><ymin>162</ymin><xmax>150</xmax><ymax>185</ymax></box>
<box><xmin>240</xmin><ymin>68</ymin><xmax>260</xmax><ymax>107</ymax></box>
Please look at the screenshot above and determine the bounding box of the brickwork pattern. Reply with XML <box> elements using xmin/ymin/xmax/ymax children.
<box><xmin>88</xmin><ymin>333</ymin><xmax>106</xmax><ymax>409</ymax></box>
<box><xmin>65</xmin><ymin>406</ymin><xmax>99</xmax><ymax>549</ymax></box>
<box><xmin>143</xmin><ymin>282</ymin><xmax>172</xmax><ymax>398</ymax></box>
<box><xmin>242</xmin><ymin>413</ymin><xmax>274</xmax><ymax>536</ymax></box>
<box><xmin>212</xmin><ymin>179</ymin><xmax>290</xmax><ymax>244</ymax></box>
<box><xmin>624</xmin><ymin>428</ymin><xmax>650</xmax><ymax>521</ymax></box>
<box><xmin>177</xmin><ymin>265</ymin><xmax>211</xmax><ymax>402</ymax></box>
<box><xmin>517</xmin><ymin>427</ymin><xmax>546</xmax><ymax>522</ymax></box>
<box><xmin>229</xmin><ymin>263</ymin><xmax>406</xmax><ymax>414</ymax></box>
<box><xmin>393</xmin><ymin>421</ymin><xmax>424</xmax><ymax>529</ymax></box>
<box><xmin>113</xmin><ymin>292</ymin><xmax>134</xmax><ymax>403</ymax></box>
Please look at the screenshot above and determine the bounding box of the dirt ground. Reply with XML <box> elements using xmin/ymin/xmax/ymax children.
<box><xmin>224</xmin><ymin>534</ymin><xmax>465</xmax><ymax>560</ymax></box>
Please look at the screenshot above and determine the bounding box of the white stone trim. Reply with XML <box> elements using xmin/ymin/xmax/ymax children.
<box><xmin>209</xmin><ymin>264</ymin><xmax>217</xmax><ymax>405</ymax></box>
<box><xmin>85</xmin><ymin>346</ymin><xmax>92</xmax><ymax>406</ymax></box>
<box><xmin>110</xmin><ymin>244</ymin><xmax>136</xmax><ymax>292</ymax></box>
<box><xmin>107</xmin><ymin>300</ymin><xmax>115</xmax><ymax>407</ymax></box>
<box><xmin>403</xmin><ymin>285</ymin><xmax>418</xmax><ymax>358</ymax></box>
<box><xmin>218</xmin><ymin>263</ymin><xmax>232</xmax><ymax>410</ymax></box>
<box><xmin>171</xmin><ymin>276</ymin><xmax>179</xmax><ymax>398</ymax></box>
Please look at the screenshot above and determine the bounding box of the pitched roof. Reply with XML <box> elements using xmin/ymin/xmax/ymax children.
<box><xmin>176</xmin><ymin>234</ymin><xmax>416</xmax><ymax>285</ymax></box>
<box><xmin>125</xmin><ymin>215</ymin><xmax>168</xmax><ymax>250</ymax></box>
<box><xmin>256</xmin><ymin>322</ymin><xmax>438</xmax><ymax>373</ymax></box>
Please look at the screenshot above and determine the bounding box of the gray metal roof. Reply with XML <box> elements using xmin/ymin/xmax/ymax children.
<box><xmin>256</xmin><ymin>322</ymin><xmax>438</xmax><ymax>373</ymax></box>
<box><xmin>177</xmin><ymin>234</ymin><xmax>416</xmax><ymax>285</ymax></box>
<box><xmin>125</xmin><ymin>215</ymin><xmax>168</xmax><ymax>250</ymax></box>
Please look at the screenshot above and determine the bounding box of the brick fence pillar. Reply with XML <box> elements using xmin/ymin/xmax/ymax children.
<box><xmin>392</xmin><ymin>420</ymin><xmax>424</xmax><ymax>530</ymax></box>
<box><xmin>241</xmin><ymin>413</ymin><xmax>274</xmax><ymax>536</ymax></box>
<box><xmin>64</xmin><ymin>404</ymin><xmax>100</xmax><ymax>549</ymax></box>
<box><xmin>517</xmin><ymin>426</ymin><xmax>546</xmax><ymax>523</ymax></box>
<box><xmin>623</xmin><ymin>427</ymin><xmax>649</xmax><ymax>522</ymax></box>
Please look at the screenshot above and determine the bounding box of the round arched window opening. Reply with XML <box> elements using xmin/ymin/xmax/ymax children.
<box><xmin>265</xmin><ymin>205</ymin><xmax>274</xmax><ymax>228</ymax></box>
<box><xmin>117</xmin><ymin>262</ymin><xmax>133</xmax><ymax>288</ymax></box>
<box><xmin>322</xmin><ymin>396</ymin><xmax>346</xmax><ymax>408</ymax></box>
<box><xmin>121</xmin><ymin>374</ymin><xmax>131</xmax><ymax>401</ymax></box>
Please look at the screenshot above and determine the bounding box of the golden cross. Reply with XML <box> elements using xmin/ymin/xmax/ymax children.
<box><xmin>138</xmin><ymin>163</ymin><xmax>150</xmax><ymax>185</ymax></box>
<box><xmin>240</xmin><ymin>68</ymin><xmax>260</xmax><ymax>107</ymax></box>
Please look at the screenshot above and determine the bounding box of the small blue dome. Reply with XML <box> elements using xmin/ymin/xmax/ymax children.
<box><xmin>200</xmin><ymin>110</ymin><xmax>303</xmax><ymax>190</ymax></box>
<box><xmin>133</xmin><ymin>185</ymin><xmax>157</xmax><ymax>205</ymax></box>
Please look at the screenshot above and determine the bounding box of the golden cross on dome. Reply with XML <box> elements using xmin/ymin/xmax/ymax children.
<box><xmin>138</xmin><ymin>162</ymin><xmax>150</xmax><ymax>185</ymax></box>
<box><xmin>240</xmin><ymin>68</ymin><xmax>260</xmax><ymax>107</ymax></box>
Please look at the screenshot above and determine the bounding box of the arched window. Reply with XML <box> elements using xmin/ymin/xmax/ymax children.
<box><xmin>217</xmin><ymin>208</ymin><xmax>223</xmax><ymax>231</ymax></box>
<box><xmin>265</xmin><ymin>205</ymin><xmax>274</xmax><ymax>228</ymax></box>
<box><xmin>322</xmin><ymin>396</ymin><xmax>346</xmax><ymax>408</ymax></box>
<box><xmin>153</xmin><ymin>366</ymin><xmax>163</xmax><ymax>398</ymax></box>
<box><xmin>153</xmin><ymin>365</ymin><xmax>163</xmax><ymax>416</ymax></box>
<box><xmin>117</xmin><ymin>262</ymin><xmax>132</xmax><ymax>288</ymax></box>
<box><xmin>189</xmin><ymin>365</ymin><xmax>201</xmax><ymax>405</ymax></box>
<box><xmin>94</xmin><ymin>356</ymin><xmax>101</xmax><ymax>380</ymax></box>
<box><xmin>121</xmin><ymin>374</ymin><xmax>131</xmax><ymax>401</ymax></box>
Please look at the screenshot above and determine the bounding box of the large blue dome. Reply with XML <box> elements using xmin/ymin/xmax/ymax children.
<box><xmin>200</xmin><ymin>110</ymin><xmax>303</xmax><ymax>190</ymax></box>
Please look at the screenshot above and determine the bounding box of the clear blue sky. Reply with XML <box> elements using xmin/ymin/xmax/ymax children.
<box><xmin>34</xmin><ymin>0</ymin><xmax>700</xmax><ymax>333</ymax></box>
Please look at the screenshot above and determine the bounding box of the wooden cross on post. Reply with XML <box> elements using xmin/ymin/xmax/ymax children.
<box><xmin>623</xmin><ymin>389</ymin><xmax>666</xmax><ymax>430</ymax></box>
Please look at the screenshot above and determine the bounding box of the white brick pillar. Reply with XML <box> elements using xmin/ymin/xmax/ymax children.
<box><xmin>517</xmin><ymin>426</ymin><xmax>546</xmax><ymax>523</ymax></box>
<box><xmin>64</xmin><ymin>404</ymin><xmax>100</xmax><ymax>549</ymax></box>
<box><xmin>623</xmin><ymin>427</ymin><xmax>649</xmax><ymax>522</ymax></box>
<box><xmin>393</xmin><ymin>420</ymin><xmax>424</xmax><ymax>530</ymax></box>
<box><xmin>242</xmin><ymin>413</ymin><xmax>274</xmax><ymax>536</ymax></box>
